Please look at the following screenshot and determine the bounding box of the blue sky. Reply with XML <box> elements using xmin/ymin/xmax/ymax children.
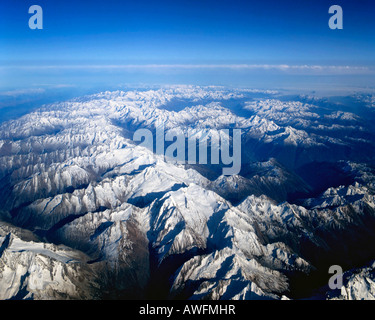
<box><xmin>0</xmin><ymin>0</ymin><xmax>374</xmax><ymax>91</ymax></box>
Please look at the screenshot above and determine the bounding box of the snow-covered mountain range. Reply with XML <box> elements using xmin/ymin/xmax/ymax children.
<box><xmin>1</xmin><ymin>85</ymin><xmax>375</xmax><ymax>300</ymax></box>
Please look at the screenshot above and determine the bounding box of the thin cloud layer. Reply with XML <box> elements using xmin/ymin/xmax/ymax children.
<box><xmin>0</xmin><ymin>64</ymin><xmax>372</xmax><ymax>75</ymax></box>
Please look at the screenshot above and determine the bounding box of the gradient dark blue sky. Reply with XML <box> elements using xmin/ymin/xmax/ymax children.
<box><xmin>0</xmin><ymin>0</ymin><xmax>374</xmax><ymax>90</ymax></box>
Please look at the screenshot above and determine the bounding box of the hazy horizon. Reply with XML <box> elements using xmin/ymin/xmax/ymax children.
<box><xmin>1</xmin><ymin>0</ymin><xmax>374</xmax><ymax>93</ymax></box>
